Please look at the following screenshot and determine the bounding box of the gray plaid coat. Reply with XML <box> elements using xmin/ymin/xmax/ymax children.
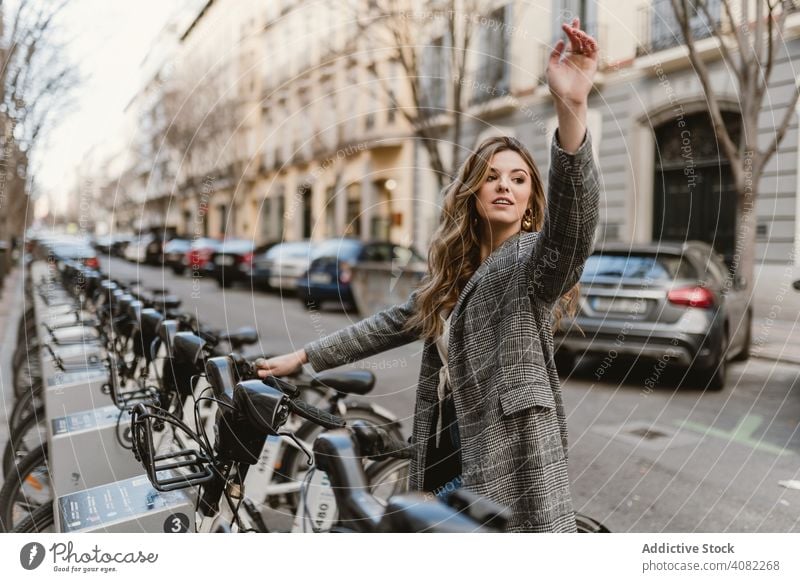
<box><xmin>305</xmin><ymin>131</ymin><xmax>600</xmax><ymax>532</ymax></box>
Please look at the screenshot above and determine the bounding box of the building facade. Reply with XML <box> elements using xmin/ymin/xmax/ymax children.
<box><xmin>93</xmin><ymin>0</ymin><xmax>799</xmax><ymax>270</ymax></box>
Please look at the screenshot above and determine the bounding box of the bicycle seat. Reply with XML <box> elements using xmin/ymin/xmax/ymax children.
<box><xmin>311</xmin><ymin>370</ymin><xmax>375</xmax><ymax>395</ymax></box>
<box><xmin>218</xmin><ymin>326</ymin><xmax>259</xmax><ymax>349</ymax></box>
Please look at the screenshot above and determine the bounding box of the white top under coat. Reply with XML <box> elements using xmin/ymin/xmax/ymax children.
<box><xmin>434</xmin><ymin>310</ymin><xmax>453</xmax><ymax>447</ymax></box>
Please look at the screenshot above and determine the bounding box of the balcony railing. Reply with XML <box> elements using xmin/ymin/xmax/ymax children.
<box><xmin>636</xmin><ymin>0</ymin><xmax>721</xmax><ymax>56</ymax></box>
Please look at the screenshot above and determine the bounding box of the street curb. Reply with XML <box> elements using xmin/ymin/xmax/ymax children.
<box><xmin>751</xmin><ymin>353</ymin><xmax>800</xmax><ymax>367</ymax></box>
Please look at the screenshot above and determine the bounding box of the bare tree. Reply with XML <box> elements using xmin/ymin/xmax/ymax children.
<box><xmin>162</xmin><ymin>62</ymin><xmax>241</xmax><ymax>190</ymax></box>
<box><xmin>0</xmin><ymin>0</ymin><xmax>78</xmax><ymax>249</ymax></box>
<box><xmin>345</xmin><ymin>0</ymin><xmax>490</xmax><ymax>189</ymax></box>
<box><xmin>669</xmin><ymin>0</ymin><xmax>800</xmax><ymax>289</ymax></box>
<box><xmin>157</xmin><ymin>59</ymin><xmax>248</xmax><ymax>237</ymax></box>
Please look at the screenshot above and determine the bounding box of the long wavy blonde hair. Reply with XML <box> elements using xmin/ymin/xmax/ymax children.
<box><xmin>405</xmin><ymin>135</ymin><xmax>580</xmax><ymax>342</ymax></box>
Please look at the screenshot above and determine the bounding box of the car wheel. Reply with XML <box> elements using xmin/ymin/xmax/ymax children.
<box><xmin>731</xmin><ymin>310</ymin><xmax>752</xmax><ymax>362</ymax></box>
<box><xmin>695</xmin><ymin>331</ymin><xmax>727</xmax><ymax>391</ymax></box>
<box><xmin>172</xmin><ymin>265</ymin><xmax>185</xmax><ymax>275</ymax></box>
<box><xmin>302</xmin><ymin>297</ymin><xmax>320</xmax><ymax>310</ymax></box>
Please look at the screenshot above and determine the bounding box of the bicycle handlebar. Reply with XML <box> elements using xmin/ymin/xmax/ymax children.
<box><xmin>288</xmin><ymin>398</ymin><xmax>346</xmax><ymax>430</ymax></box>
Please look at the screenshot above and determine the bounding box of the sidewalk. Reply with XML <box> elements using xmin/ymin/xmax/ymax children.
<box><xmin>749</xmin><ymin>316</ymin><xmax>800</xmax><ymax>366</ymax></box>
<box><xmin>748</xmin><ymin>263</ymin><xmax>800</xmax><ymax>366</ymax></box>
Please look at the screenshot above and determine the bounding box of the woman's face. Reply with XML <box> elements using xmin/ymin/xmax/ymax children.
<box><xmin>475</xmin><ymin>149</ymin><xmax>532</xmax><ymax>232</ymax></box>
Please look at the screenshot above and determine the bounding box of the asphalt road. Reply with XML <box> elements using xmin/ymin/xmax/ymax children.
<box><xmin>43</xmin><ymin>258</ymin><xmax>800</xmax><ymax>532</ymax></box>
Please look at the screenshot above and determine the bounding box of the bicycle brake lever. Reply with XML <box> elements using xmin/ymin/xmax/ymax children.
<box><xmin>279</xmin><ymin>430</ymin><xmax>313</xmax><ymax>467</ymax></box>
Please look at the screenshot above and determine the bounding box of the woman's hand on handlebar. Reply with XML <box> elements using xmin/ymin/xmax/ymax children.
<box><xmin>254</xmin><ymin>349</ymin><xmax>308</xmax><ymax>378</ymax></box>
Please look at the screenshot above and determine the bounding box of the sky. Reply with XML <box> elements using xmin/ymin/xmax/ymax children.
<box><xmin>31</xmin><ymin>0</ymin><xmax>181</xmax><ymax>213</ymax></box>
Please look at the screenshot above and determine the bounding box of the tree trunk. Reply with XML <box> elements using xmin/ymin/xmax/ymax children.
<box><xmin>735</xmin><ymin>183</ymin><xmax>759</xmax><ymax>293</ymax></box>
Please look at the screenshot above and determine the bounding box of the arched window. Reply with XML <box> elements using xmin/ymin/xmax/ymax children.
<box><xmin>652</xmin><ymin>110</ymin><xmax>741</xmax><ymax>266</ymax></box>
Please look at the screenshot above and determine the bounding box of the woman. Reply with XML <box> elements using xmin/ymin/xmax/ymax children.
<box><xmin>256</xmin><ymin>19</ymin><xmax>600</xmax><ymax>532</ymax></box>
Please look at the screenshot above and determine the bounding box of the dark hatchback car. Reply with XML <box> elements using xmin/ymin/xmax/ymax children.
<box><xmin>296</xmin><ymin>238</ymin><xmax>424</xmax><ymax>310</ymax></box>
<box><xmin>144</xmin><ymin>235</ymin><xmax>167</xmax><ymax>266</ymax></box>
<box><xmin>209</xmin><ymin>239</ymin><xmax>277</xmax><ymax>287</ymax></box>
<box><xmin>554</xmin><ymin>241</ymin><xmax>751</xmax><ymax>390</ymax></box>
<box><xmin>163</xmin><ymin>238</ymin><xmax>192</xmax><ymax>274</ymax></box>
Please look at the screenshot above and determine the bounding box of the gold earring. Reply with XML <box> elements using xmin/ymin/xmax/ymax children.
<box><xmin>521</xmin><ymin>208</ymin><xmax>533</xmax><ymax>230</ymax></box>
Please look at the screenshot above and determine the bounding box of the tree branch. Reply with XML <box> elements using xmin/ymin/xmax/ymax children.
<box><xmin>671</xmin><ymin>0</ymin><xmax>741</xmax><ymax>177</ymax></box>
<box><xmin>696</xmin><ymin>0</ymin><xmax>743</xmax><ymax>84</ymax></box>
<box><xmin>720</xmin><ymin>0</ymin><xmax>748</xmax><ymax>61</ymax></box>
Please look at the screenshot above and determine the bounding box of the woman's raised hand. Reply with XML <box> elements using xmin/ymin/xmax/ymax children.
<box><xmin>254</xmin><ymin>349</ymin><xmax>307</xmax><ymax>378</ymax></box>
<box><xmin>546</xmin><ymin>17</ymin><xmax>599</xmax><ymax>107</ymax></box>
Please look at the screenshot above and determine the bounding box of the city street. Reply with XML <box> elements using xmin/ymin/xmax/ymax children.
<box><xmin>101</xmin><ymin>256</ymin><xmax>800</xmax><ymax>533</ymax></box>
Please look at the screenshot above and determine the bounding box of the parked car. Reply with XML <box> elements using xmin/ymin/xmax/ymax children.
<box><xmin>110</xmin><ymin>234</ymin><xmax>136</xmax><ymax>258</ymax></box>
<box><xmin>93</xmin><ymin>235</ymin><xmax>115</xmax><ymax>254</ymax></box>
<box><xmin>163</xmin><ymin>238</ymin><xmax>192</xmax><ymax>274</ymax></box>
<box><xmin>209</xmin><ymin>239</ymin><xmax>277</xmax><ymax>287</ymax></box>
<box><xmin>554</xmin><ymin>241</ymin><xmax>751</xmax><ymax>390</ymax></box>
<box><xmin>40</xmin><ymin>236</ymin><xmax>100</xmax><ymax>270</ymax></box>
<box><xmin>185</xmin><ymin>238</ymin><xmax>221</xmax><ymax>276</ymax></box>
<box><xmin>123</xmin><ymin>233</ymin><xmax>154</xmax><ymax>263</ymax></box>
<box><xmin>296</xmin><ymin>239</ymin><xmax>425</xmax><ymax>310</ymax></box>
<box><xmin>144</xmin><ymin>235</ymin><xmax>167</xmax><ymax>265</ymax></box>
<box><xmin>252</xmin><ymin>240</ymin><xmax>318</xmax><ymax>292</ymax></box>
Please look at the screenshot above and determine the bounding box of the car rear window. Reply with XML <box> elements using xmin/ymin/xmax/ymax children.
<box><xmin>192</xmin><ymin>238</ymin><xmax>219</xmax><ymax>249</ymax></box>
<box><xmin>165</xmin><ymin>239</ymin><xmax>190</xmax><ymax>250</ymax></box>
<box><xmin>266</xmin><ymin>242</ymin><xmax>315</xmax><ymax>259</ymax></box>
<box><xmin>314</xmin><ymin>239</ymin><xmax>361</xmax><ymax>261</ymax></box>
<box><xmin>219</xmin><ymin>240</ymin><xmax>254</xmax><ymax>253</ymax></box>
<box><xmin>582</xmin><ymin>253</ymin><xmax>696</xmax><ymax>281</ymax></box>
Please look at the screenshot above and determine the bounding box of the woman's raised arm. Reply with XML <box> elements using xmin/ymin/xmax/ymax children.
<box><xmin>527</xmin><ymin>18</ymin><xmax>600</xmax><ymax>304</ymax></box>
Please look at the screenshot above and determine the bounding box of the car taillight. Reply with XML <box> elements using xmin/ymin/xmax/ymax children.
<box><xmin>84</xmin><ymin>257</ymin><xmax>99</xmax><ymax>269</ymax></box>
<box><xmin>242</xmin><ymin>252</ymin><xmax>254</xmax><ymax>265</ymax></box>
<box><xmin>667</xmin><ymin>286</ymin><xmax>715</xmax><ymax>308</ymax></box>
<box><xmin>339</xmin><ymin>262</ymin><xmax>352</xmax><ymax>284</ymax></box>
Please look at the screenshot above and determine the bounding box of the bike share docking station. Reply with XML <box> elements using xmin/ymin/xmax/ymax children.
<box><xmin>42</xmin><ymin>361</ymin><xmax>110</xmax><ymax>416</ymax></box>
<box><xmin>32</xmin><ymin>266</ymin><xmax>194</xmax><ymax>532</ymax></box>
<box><xmin>53</xmin><ymin>474</ymin><xmax>193</xmax><ymax>533</ymax></box>
<box><xmin>45</xmin><ymin>389</ymin><xmax>194</xmax><ymax>533</ymax></box>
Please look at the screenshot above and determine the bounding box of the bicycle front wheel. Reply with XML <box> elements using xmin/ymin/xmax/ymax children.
<box><xmin>0</xmin><ymin>444</ymin><xmax>51</xmax><ymax>532</ymax></box>
<box><xmin>12</xmin><ymin>501</ymin><xmax>55</xmax><ymax>533</ymax></box>
<box><xmin>365</xmin><ymin>456</ymin><xmax>411</xmax><ymax>505</ymax></box>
